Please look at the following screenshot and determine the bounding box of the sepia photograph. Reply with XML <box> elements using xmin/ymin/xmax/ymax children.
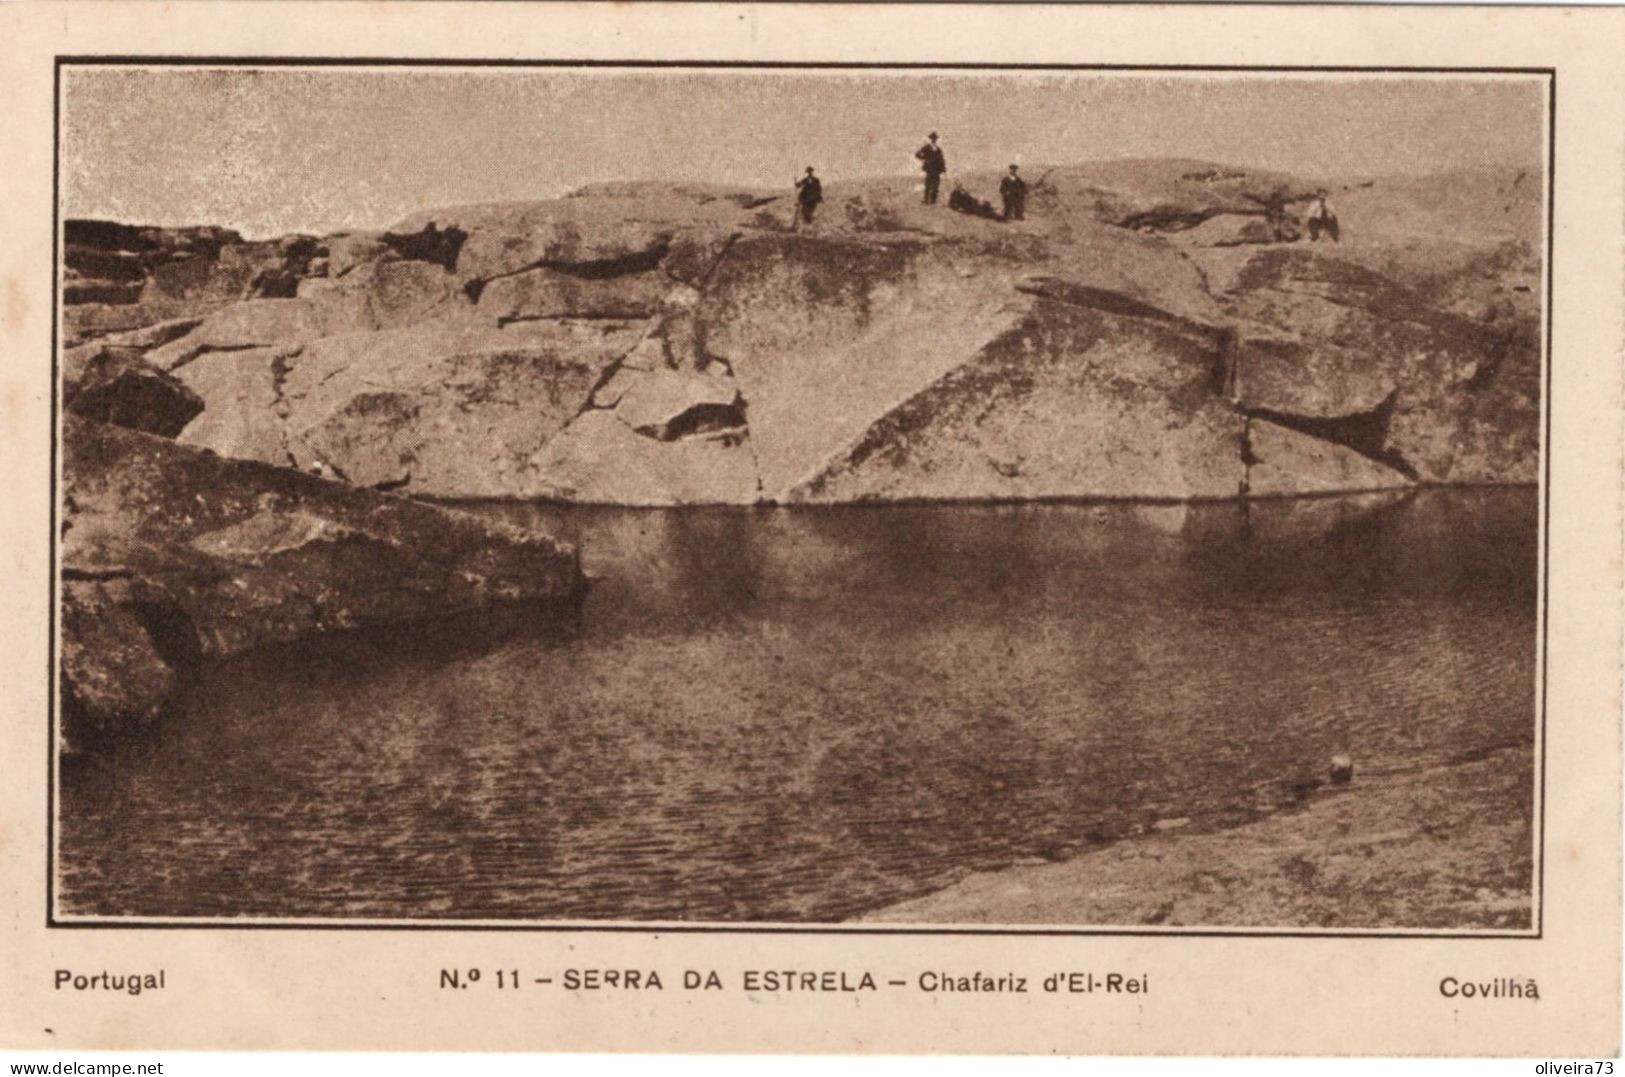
<box><xmin>53</xmin><ymin>63</ymin><xmax>1547</xmax><ymax>932</ymax></box>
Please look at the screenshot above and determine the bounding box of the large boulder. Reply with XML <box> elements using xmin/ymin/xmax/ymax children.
<box><xmin>1171</xmin><ymin>213</ymin><xmax>1278</xmax><ymax>248</ymax></box>
<box><xmin>143</xmin><ymin>249</ymin><xmax>257</xmax><ymax>304</ymax></box>
<box><xmin>172</xmin><ymin>344</ymin><xmax>303</xmax><ymax>464</ymax></box>
<box><xmin>1039</xmin><ymin>159</ymin><xmax>1320</xmax><ymax>233</ymax></box>
<box><xmin>392</xmin><ymin>201</ymin><xmax>680</xmax><ymax>284</ymax></box>
<box><xmin>63</xmin><ymin>344</ymin><xmax>204</xmax><ymax>437</ymax></box>
<box><xmin>95</xmin><ymin>315</ymin><xmax>206</xmax><ymax>352</ymax></box>
<box><xmin>64</xmin><ymin>299</ymin><xmax>233</xmax><ymax>348</ymax></box>
<box><xmin>145</xmin><ymin>296</ymin><xmax>381</xmax><ymax>369</ymax></box>
<box><xmin>325</xmin><ymin>232</ymin><xmax>392</xmax><ymax>278</ymax></box>
<box><xmin>1209</xmin><ymin>247</ymin><xmax>1539</xmax><ymax>483</ymax></box>
<box><xmin>296</xmin><ymin>258</ymin><xmax>470</xmax><ymax>329</ymax></box>
<box><xmin>389</xmin><ymin>187</ymin><xmax>763</xmax><ymax>286</ymax></box>
<box><xmin>59</xmin><ymin>577</ymin><xmax>189</xmax><ymax>745</ymax></box>
<box><xmin>59</xmin><ymin>416</ymin><xmax>584</xmax><ymax>748</ymax></box>
<box><xmin>475</xmin><ymin>265</ymin><xmax>671</xmax><ymax>324</ymax></box>
<box><xmin>175</xmin><ymin>323</ymin><xmax>641</xmax><ymax>496</ymax></box>
<box><xmin>794</xmin><ymin>297</ymin><xmax>1248</xmax><ymax>502</ymax></box>
<box><xmin>697</xmin><ymin>233</ymin><xmax>1036</xmax><ymax>498</ymax></box>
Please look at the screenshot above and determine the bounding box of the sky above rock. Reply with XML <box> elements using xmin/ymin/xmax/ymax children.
<box><xmin>62</xmin><ymin>67</ymin><xmax>1546</xmax><ymax>238</ymax></box>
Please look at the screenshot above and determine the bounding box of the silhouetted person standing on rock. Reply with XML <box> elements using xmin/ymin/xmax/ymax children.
<box><xmin>795</xmin><ymin>166</ymin><xmax>823</xmax><ymax>226</ymax></box>
<box><xmin>1261</xmin><ymin>187</ymin><xmax>1292</xmax><ymax>241</ymax></box>
<box><xmin>1000</xmin><ymin>164</ymin><xmax>1027</xmax><ymax>221</ymax></box>
<box><xmin>916</xmin><ymin>132</ymin><xmax>947</xmax><ymax>204</ymax></box>
<box><xmin>1307</xmin><ymin>188</ymin><xmax>1340</xmax><ymax>243</ymax></box>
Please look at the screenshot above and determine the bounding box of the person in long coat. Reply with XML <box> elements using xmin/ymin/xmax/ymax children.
<box><xmin>915</xmin><ymin>132</ymin><xmax>947</xmax><ymax>204</ymax></box>
<box><xmin>795</xmin><ymin>166</ymin><xmax>823</xmax><ymax>225</ymax></box>
<box><xmin>999</xmin><ymin>164</ymin><xmax>1027</xmax><ymax>221</ymax></box>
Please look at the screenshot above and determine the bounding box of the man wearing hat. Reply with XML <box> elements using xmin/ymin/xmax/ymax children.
<box><xmin>915</xmin><ymin>132</ymin><xmax>947</xmax><ymax>205</ymax></box>
<box><xmin>1000</xmin><ymin>164</ymin><xmax>1027</xmax><ymax>221</ymax></box>
<box><xmin>1307</xmin><ymin>188</ymin><xmax>1339</xmax><ymax>243</ymax></box>
<box><xmin>794</xmin><ymin>166</ymin><xmax>823</xmax><ymax>226</ymax></box>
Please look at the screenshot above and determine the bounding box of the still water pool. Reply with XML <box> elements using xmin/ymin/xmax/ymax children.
<box><xmin>59</xmin><ymin>489</ymin><xmax>1537</xmax><ymax>922</ymax></box>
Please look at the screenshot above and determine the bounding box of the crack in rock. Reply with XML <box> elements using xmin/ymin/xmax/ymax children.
<box><xmin>1239</xmin><ymin>415</ymin><xmax>1256</xmax><ymax>496</ymax></box>
<box><xmin>1014</xmin><ymin>276</ymin><xmax>1217</xmax><ymax>335</ymax></box>
<box><xmin>465</xmin><ymin>239</ymin><xmax>675</xmax><ymax>304</ymax></box>
<box><xmin>264</xmin><ymin>346</ymin><xmax>306</xmax><ymax>469</ymax></box>
<box><xmin>165</xmin><ymin>341</ymin><xmax>268</xmax><ymax>373</ymax></box>
<box><xmin>496</xmin><ymin>313</ymin><xmax>642</xmax><ymax>328</ymax></box>
<box><xmin>1114</xmin><ymin>206</ymin><xmax>1249</xmax><ymax>232</ymax></box>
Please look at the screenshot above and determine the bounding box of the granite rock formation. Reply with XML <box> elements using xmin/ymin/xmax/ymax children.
<box><xmin>59</xmin><ymin>416</ymin><xmax>583</xmax><ymax>750</ymax></box>
<box><xmin>63</xmin><ymin>160</ymin><xmax>1541</xmax><ymax>506</ymax></box>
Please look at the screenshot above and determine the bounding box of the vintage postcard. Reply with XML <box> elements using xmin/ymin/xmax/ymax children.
<box><xmin>0</xmin><ymin>0</ymin><xmax>1620</xmax><ymax>1057</ymax></box>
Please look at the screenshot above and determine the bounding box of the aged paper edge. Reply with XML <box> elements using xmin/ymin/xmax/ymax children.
<box><xmin>0</xmin><ymin>0</ymin><xmax>1618</xmax><ymax>1059</ymax></box>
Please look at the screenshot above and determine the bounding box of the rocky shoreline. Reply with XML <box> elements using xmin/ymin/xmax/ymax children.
<box><xmin>857</xmin><ymin>746</ymin><xmax>1533</xmax><ymax>929</ymax></box>
<box><xmin>58</xmin><ymin>159</ymin><xmax>1542</xmax><ymax>746</ymax></box>
<box><xmin>58</xmin><ymin>416</ymin><xmax>584</xmax><ymax>751</ymax></box>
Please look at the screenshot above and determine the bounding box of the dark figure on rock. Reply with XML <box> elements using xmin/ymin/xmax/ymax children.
<box><xmin>1308</xmin><ymin>188</ymin><xmax>1340</xmax><ymax>243</ymax></box>
<box><xmin>948</xmin><ymin>184</ymin><xmax>1003</xmax><ymax>222</ymax></box>
<box><xmin>794</xmin><ymin>167</ymin><xmax>823</xmax><ymax>226</ymax></box>
<box><xmin>916</xmin><ymin>132</ymin><xmax>947</xmax><ymax>205</ymax></box>
<box><xmin>1000</xmin><ymin>164</ymin><xmax>1027</xmax><ymax>221</ymax></box>
<box><xmin>1245</xmin><ymin>187</ymin><xmax>1299</xmax><ymax>242</ymax></box>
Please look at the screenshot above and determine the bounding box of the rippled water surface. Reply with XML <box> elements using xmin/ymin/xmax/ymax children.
<box><xmin>59</xmin><ymin>489</ymin><xmax>1538</xmax><ymax>921</ymax></box>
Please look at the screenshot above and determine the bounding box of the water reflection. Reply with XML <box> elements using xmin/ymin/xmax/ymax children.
<box><xmin>60</xmin><ymin>489</ymin><xmax>1537</xmax><ymax>922</ymax></box>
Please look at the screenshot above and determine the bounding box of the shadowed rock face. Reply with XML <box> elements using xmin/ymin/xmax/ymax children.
<box><xmin>699</xmin><ymin>234</ymin><xmax>1040</xmax><ymax>498</ymax></box>
<box><xmin>63</xmin><ymin>344</ymin><xmax>203</xmax><ymax>437</ymax></box>
<box><xmin>59</xmin><ymin>417</ymin><xmax>584</xmax><ymax>749</ymax></box>
<box><xmin>1201</xmin><ymin>245</ymin><xmax>1540</xmax><ymax>484</ymax></box>
<box><xmin>62</xmin><ymin>160</ymin><xmax>1541</xmax><ymax>504</ymax></box>
<box><xmin>794</xmin><ymin>297</ymin><xmax>1248</xmax><ymax>502</ymax></box>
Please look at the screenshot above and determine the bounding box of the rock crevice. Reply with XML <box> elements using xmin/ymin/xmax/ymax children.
<box><xmin>1243</xmin><ymin>391</ymin><xmax>1417</xmax><ymax>481</ymax></box>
